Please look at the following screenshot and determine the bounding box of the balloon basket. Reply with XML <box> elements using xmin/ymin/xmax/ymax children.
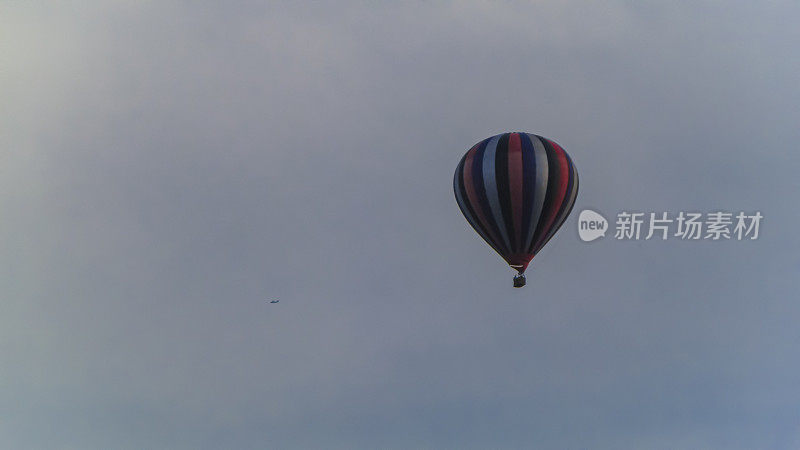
<box><xmin>513</xmin><ymin>274</ymin><xmax>526</xmax><ymax>288</ymax></box>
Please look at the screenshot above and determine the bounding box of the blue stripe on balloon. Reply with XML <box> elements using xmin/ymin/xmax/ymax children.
<box><xmin>482</xmin><ymin>134</ymin><xmax>512</xmax><ymax>252</ymax></box>
<box><xmin>470</xmin><ymin>138</ymin><xmax>508</xmax><ymax>254</ymax></box>
<box><xmin>454</xmin><ymin>155</ymin><xmax>501</xmax><ymax>256</ymax></box>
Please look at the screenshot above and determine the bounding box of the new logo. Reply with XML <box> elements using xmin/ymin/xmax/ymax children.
<box><xmin>578</xmin><ymin>209</ymin><xmax>608</xmax><ymax>242</ymax></box>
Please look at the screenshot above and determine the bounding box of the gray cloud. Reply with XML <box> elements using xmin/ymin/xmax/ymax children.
<box><xmin>2</xmin><ymin>1</ymin><xmax>800</xmax><ymax>448</ymax></box>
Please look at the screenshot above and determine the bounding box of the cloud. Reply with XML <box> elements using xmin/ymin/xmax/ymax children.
<box><xmin>2</xmin><ymin>1</ymin><xmax>800</xmax><ymax>448</ymax></box>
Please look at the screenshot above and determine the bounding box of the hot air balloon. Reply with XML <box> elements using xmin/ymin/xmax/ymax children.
<box><xmin>454</xmin><ymin>132</ymin><xmax>578</xmax><ymax>287</ymax></box>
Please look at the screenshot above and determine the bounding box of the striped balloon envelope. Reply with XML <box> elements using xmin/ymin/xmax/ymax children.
<box><xmin>453</xmin><ymin>132</ymin><xmax>579</xmax><ymax>287</ymax></box>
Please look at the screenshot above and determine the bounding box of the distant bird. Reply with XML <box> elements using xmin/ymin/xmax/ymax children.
<box><xmin>270</xmin><ymin>300</ymin><xmax>279</xmax><ymax>304</ymax></box>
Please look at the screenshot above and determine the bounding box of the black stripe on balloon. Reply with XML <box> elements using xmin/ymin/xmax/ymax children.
<box><xmin>536</xmin><ymin>160</ymin><xmax>579</xmax><ymax>253</ymax></box>
<box><xmin>471</xmin><ymin>138</ymin><xmax>510</xmax><ymax>255</ymax></box>
<box><xmin>494</xmin><ymin>133</ymin><xmax>516</xmax><ymax>252</ymax></box>
<box><xmin>519</xmin><ymin>133</ymin><xmax>537</xmax><ymax>254</ymax></box>
<box><xmin>454</xmin><ymin>154</ymin><xmax>504</xmax><ymax>257</ymax></box>
<box><xmin>529</xmin><ymin>135</ymin><xmax>562</xmax><ymax>253</ymax></box>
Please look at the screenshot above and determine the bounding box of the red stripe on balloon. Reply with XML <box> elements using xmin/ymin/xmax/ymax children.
<box><xmin>507</xmin><ymin>133</ymin><xmax>524</xmax><ymax>251</ymax></box>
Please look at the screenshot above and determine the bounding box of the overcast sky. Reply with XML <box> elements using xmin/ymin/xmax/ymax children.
<box><xmin>2</xmin><ymin>2</ymin><xmax>800</xmax><ymax>449</ymax></box>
